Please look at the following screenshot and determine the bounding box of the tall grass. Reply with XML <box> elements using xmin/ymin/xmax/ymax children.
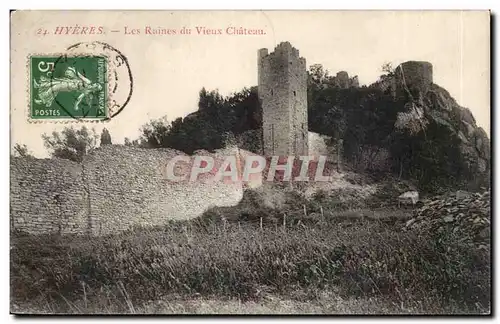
<box><xmin>11</xmin><ymin>214</ymin><xmax>490</xmax><ymax>314</ymax></box>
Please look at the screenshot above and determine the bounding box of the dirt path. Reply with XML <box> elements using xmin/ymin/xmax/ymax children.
<box><xmin>12</xmin><ymin>292</ymin><xmax>470</xmax><ymax>315</ymax></box>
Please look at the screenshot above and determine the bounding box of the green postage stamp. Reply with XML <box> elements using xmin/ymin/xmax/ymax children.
<box><xmin>30</xmin><ymin>55</ymin><xmax>108</xmax><ymax>120</ymax></box>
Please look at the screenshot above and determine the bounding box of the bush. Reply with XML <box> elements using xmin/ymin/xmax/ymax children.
<box><xmin>10</xmin><ymin>184</ymin><xmax>489</xmax><ymax>314</ymax></box>
<box><xmin>11</xmin><ymin>215</ymin><xmax>490</xmax><ymax>313</ymax></box>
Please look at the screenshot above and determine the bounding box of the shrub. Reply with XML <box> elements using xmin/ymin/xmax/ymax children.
<box><xmin>11</xmin><ymin>215</ymin><xmax>490</xmax><ymax>314</ymax></box>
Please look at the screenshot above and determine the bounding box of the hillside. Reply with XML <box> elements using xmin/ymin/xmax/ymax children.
<box><xmin>11</xmin><ymin>62</ymin><xmax>491</xmax><ymax>315</ymax></box>
<box><xmin>137</xmin><ymin>61</ymin><xmax>490</xmax><ymax>194</ymax></box>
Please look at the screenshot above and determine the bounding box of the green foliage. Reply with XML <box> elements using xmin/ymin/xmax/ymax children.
<box><xmin>12</xmin><ymin>143</ymin><xmax>33</xmax><ymax>158</ymax></box>
<box><xmin>308</xmin><ymin>64</ymin><xmax>330</xmax><ymax>87</ymax></box>
<box><xmin>139</xmin><ymin>115</ymin><xmax>172</xmax><ymax>148</ymax></box>
<box><xmin>307</xmin><ymin>64</ymin><xmax>483</xmax><ymax>192</ymax></box>
<box><xmin>42</xmin><ymin>126</ymin><xmax>99</xmax><ymax>162</ymax></box>
<box><xmin>124</xmin><ymin>137</ymin><xmax>140</xmax><ymax>147</ymax></box>
<box><xmin>381</xmin><ymin>62</ymin><xmax>395</xmax><ymax>75</ymax></box>
<box><xmin>307</xmin><ymin>71</ymin><xmax>405</xmax><ymax>171</ymax></box>
<box><xmin>11</xmin><ymin>186</ymin><xmax>490</xmax><ymax>313</ymax></box>
<box><xmin>133</xmin><ymin>62</ymin><xmax>484</xmax><ymax>192</ymax></box>
<box><xmin>389</xmin><ymin>118</ymin><xmax>469</xmax><ymax>192</ymax></box>
<box><xmin>236</xmin><ymin>129</ymin><xmax>262</xmax><ymax>154</ymax></box>
<box><xmin>139</xmin><ymin>87</ymin><xmax>260</xmax><ymax>154</ymax></box>
<box><xmin>198</xmin><ymin>87</ymin><xmax>225</xmax><ymax>112</ymax></box>
<box><xmin>100</xmin><ymin>128</ymin><xmax>112</xmax><ymax>145</ymax></box>
<box><xmin>11</xmin><ymin>212</ymin><xmax>489</xmax><ymax>313</ymax></box>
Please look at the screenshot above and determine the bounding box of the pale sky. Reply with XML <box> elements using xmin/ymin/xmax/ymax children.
<box><xmin>11</xmin><ymin>10</ymin><xmax>490</xmax><ymax>157</ymax></box>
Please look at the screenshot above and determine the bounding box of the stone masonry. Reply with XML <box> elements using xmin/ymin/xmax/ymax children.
<box><xmin>395</xmin><ymin>61</ymin><xmax>433</xmax><ymax>98</ymax></box>
<box><xmin>10</xmin><ymin>157</ymin><xmax>88</xmax><ymax>235</ymax></box>
<box><xmin>405</xmin><ymin>191</ymin><xmax>490</xmax><ymax>250</ymax></box>
<box><xmin>10</xmin><ymin>145</ymin><xmax>247</xmax><ymax>236</ymax></box>
<box><xmin>329</xmin><ymin>71</ymin><xmax>360</xmax><ymax>89</ymax></box>
<box><xmin>258</xmin><ymin>42</ymin><xmax>308</xmax><ymax>157</ymax></box>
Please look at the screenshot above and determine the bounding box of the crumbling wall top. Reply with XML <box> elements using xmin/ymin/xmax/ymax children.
<box><xmin>394</xmin><ymin>61</ymin><xmax>433</xmax><ymax>97</ymax></box>
<box><xmin>259</xmin><ymin>41</ymin><xmax>305</xmax><ymax>62</ymax></box>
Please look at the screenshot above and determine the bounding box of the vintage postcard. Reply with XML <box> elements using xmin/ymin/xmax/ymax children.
<box><xmin>10</xmin><ymin>10</ymin><xmax>491</xmax><ymax>315</ymax></box>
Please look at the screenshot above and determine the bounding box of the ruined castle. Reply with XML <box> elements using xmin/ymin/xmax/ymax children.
<box><xmin>258</xmin><ymin>42</ymin><xmax>309</xmax><ymax>157</ymax></box>
<box><xmin>395</xmin><ymin>61</ymin><xmax>434</xmax><ymax>98</ymax></box>
<box><xmin>256</xmin><ymin>42</ymin><xmax>435</xmax><ymax>158</ymax></box>
<box><xmin>10</xmin><ymin>41</ymin><xmax>451</xmax><ymax>236</ymax></box>
<box><xmin>10</xmin><ymin>146</ymin><xmax>249</xmax><ymax>236</ymax></box>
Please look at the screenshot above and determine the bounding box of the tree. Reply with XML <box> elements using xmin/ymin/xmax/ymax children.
<box><xmin>198</xmin><ymin>87</ymin><xmax>225</xmax><ymax>112</ymax></box>
<box><xmin>381</xmin><ymin>62</ymin><xmax>395</xmax><ymax>75</ymax></box>
<box><xmin>139</xmin><ymin>115</ymin><xmax>172</xmax><ymax>148</ymax></box>
<box><xmin>124</xmin><ymin>137</ymin><xmax>142</xmax><ymax>147</ymax></box>
<box><xmin>42</xmin><ymin>126</ymin><xmax>98</xmax><ymax>162</ymax></box>
<box><xmin>12</xmin><ymin>143</ymin><xmax>33</xmax><ymax>158</ymax></box>
<box><xmin>309</xmin><ymin>64</ymin><xmax>329</xmax><ymax>86</ymax></box>
<box><xmin>136</xmin><ymin>86</ymin><xmax>261</xmax><ymax>154</ymax></box>
<box><xmin>100</xmin><ymin>128</ymin><xmax>112</xmax><ymax>145</ymax></box>
<box><xmin>221</xmin><ymin>131</ymin><xmax>237</xmax><ymax>148</ymax></box>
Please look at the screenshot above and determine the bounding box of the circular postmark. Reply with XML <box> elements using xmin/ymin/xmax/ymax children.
<box><xmin>48</xmin><ymin>41</ymin><xmax>133</xmax><ymax>121</ymax></box>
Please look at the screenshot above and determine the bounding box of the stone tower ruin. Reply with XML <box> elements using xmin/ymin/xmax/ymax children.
<box><xmin>258</xmin><ymin>42</ymin><xmax>308</xmax><ymax>157</ymax></box>
<box><xmin>395</xmin><ymin>61</ymin><xmax>433</xmax><ymax>98</ymax></box>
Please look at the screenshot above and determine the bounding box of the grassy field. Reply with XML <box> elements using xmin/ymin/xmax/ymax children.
<box><xmin>10</xmin><ymin>201</ymin><xmax>490</xmax><ymax>315</ymax></box>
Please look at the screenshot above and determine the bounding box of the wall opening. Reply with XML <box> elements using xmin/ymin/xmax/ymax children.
<box><xmin>271</xmin><ymin>124</ymin><xmax>275</xmax><ymax>155</ymax></box>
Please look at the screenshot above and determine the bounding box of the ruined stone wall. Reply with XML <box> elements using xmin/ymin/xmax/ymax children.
<box><xmin>328</xmin><ymin>71</ymin><xmax>360</xmax><ymax>89</ymax></box>
<box><xmin>10</xmin><ymin>145</ymin><xmax>245</xmax><ymax>235</ymax></box>
<box><xmin>258</xmin><ymin>42</ymin><xmax>308</xmax><ymax>156</ymax></box>
<box><xmin>289</xmin><ymin>46</ymin><xmax>308</xmax><ymax>157</ymax></box>
<box><xmin>10</xmin><ymin>157</ymin><xmax>88</xmax><ymax>234</ymax></box>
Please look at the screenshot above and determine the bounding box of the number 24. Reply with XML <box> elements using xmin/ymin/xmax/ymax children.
<box><xmin>36</xmin><ymin>28</ymin><xmax>48</xmax><ymax>36</ymax></box>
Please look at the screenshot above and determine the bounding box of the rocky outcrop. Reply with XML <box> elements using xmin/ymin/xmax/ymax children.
<box><xmin>395</xmin><ymin>61</ymin><xmax>433</xmax><ymax>99</ymax></box>
<box><xmin>405</xmin><ymin>191</ymin><xmax>490</xmax><ymax>249</ymax></box>
<box><xmin>327</xmin><ymin>71</ymin><xmax>360</xmax><ymax>89</ymax></box>
<box><xmin>420</xmin><ymin>83</ymin><xmax>491</xmax><ymax>184</ymax></box>
<box><xmin>386</xmin><ymin>61</ymin><xmax>490</xmax><ymax>190</ymax></box>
